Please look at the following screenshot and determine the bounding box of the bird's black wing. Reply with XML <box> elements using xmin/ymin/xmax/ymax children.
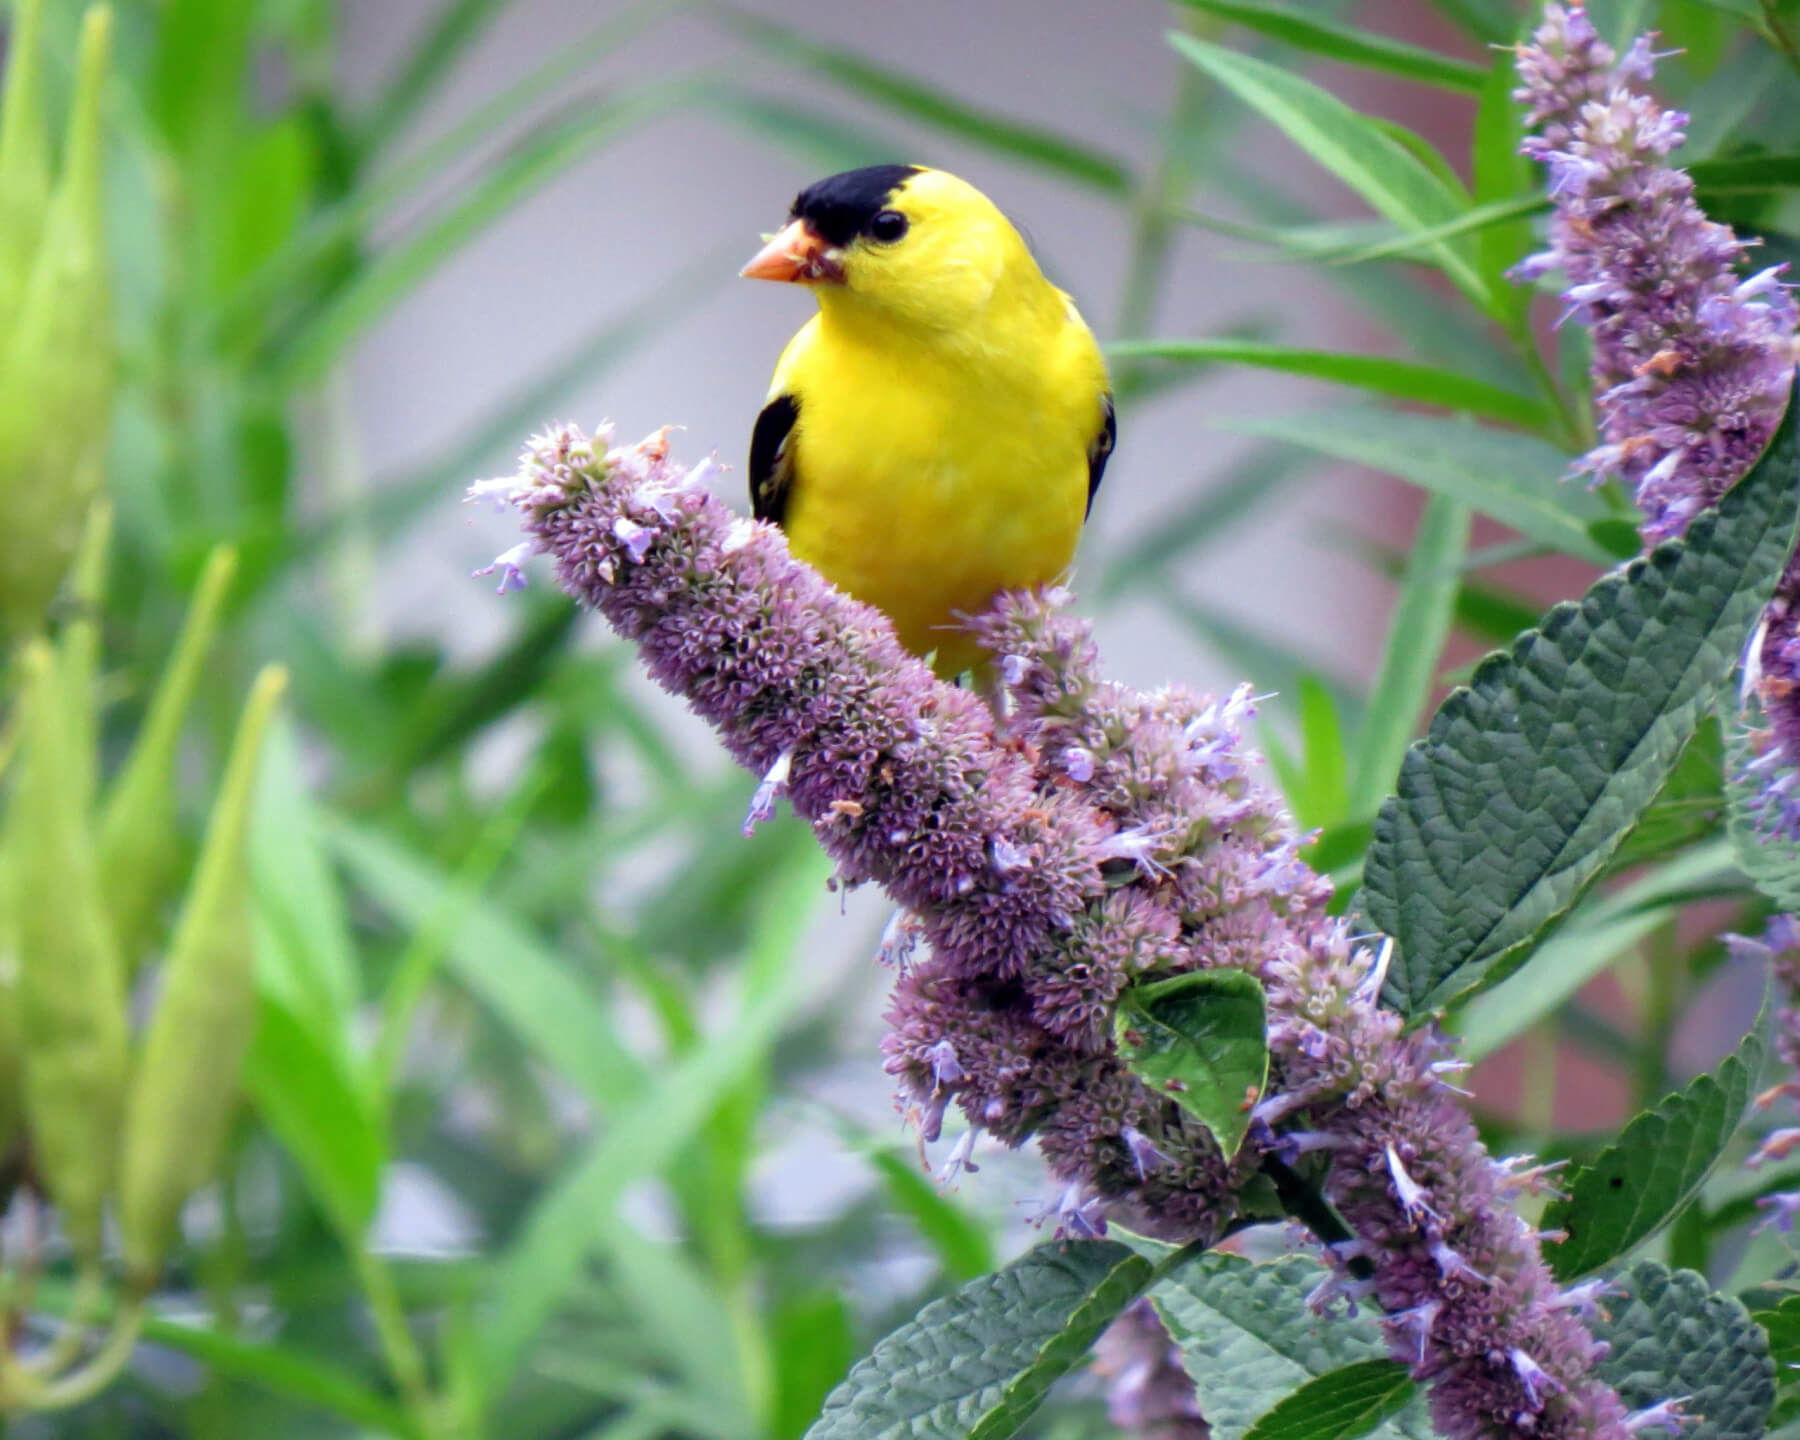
<box><xmin>1086</xmin><ymin>393</ymin><xmax>1116</xmax><ymax>519</ymax></box>
<box><xmin>749</xmin><ymin>394</ymin><xmax>800</xmax><ymax>525</ymax></box>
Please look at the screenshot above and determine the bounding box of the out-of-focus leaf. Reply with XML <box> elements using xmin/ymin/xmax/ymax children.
<box><xmin>1726</xmin><ymin>696</ymin><xmax>1800</xmax><ymax>910</ymax></box>
<box><xmin>360</xmin><ymin>0</ymin><xmax>519</xmax><ymax>154</ymax></box>
<box><xmin>712</xmin><ymin>8</ymin><xmax>1134</xmax><ymax>195</ymax></box>
<box><xmin>1297</xmin><ymin>676</ymin><xmax>1350</xmax><ymax>828</ymax></box>
<box><xmin>243</xmin><ymin>991</ymin><xmax>385</xmax><ymax>1239</ymax></box>
<box><xmin>147</xmin><ymin>0</ymin><xmax>253</xmax><ymax>157</ymax></box>
<box><xmin>1176</xmin><ymin>0</ymin><xmax>1486</xmax><ymax>91</ymax></box>
<box><xmin>1097</xmin><ymin>446</ymin><xmax>1306</xmax><ymax>602</ymax></box>
<box><xmin>1350</xmin><ymin>497</ymin><xmax>1469</xmax><ymax>816</ymax></box>
<box><xmin>1110</xmin><ymin>339</ymin><xmax>1546</xmax><ymax>429</ymax></box>
<box><xmin>1156</xmin><ymin>590</ymin><xmax>1364</xmax><ymax>727</ymax></box>
<box><xmin>326</xmin><ymin>818</ymin><xmax>645</xmax><ymax>1108</ymax></box>
<box><xmin>1471</xmin><ymin>54</ymin><xmax>1534</xmax><ymax>331</ymax></box>
<box><xmin>861</xmin><ymin>1145</ymin><xmax>996</xmax><ymax>1284</ymax></box>
<box><xmin>211</xmin><ymin>119</ymin><xmax>315</xmax><ymax>296</ymax></box>
<box><xmin>1171</xmin><ymin>35</ymin><xmax>1486</xmax><ymax>307</ymax></box>
<box><xmin>477</xmin><ymin>843</ymin><xmax>832</xmax><ymax>1397</ymax></box>
<box><xmin>701</xmin><ymin>89</ymin><xmax>900</xmax><ymax>174</ymax></box>
<box><xmin>1317</xmin><ymin>194</ymin><xmax>1548</xmax><ymax>268</ymax></box>
<box><xmin>277</xmin><ymin>84</ymin><xmax>707</xmax><ymax>383</ymax></box>
<box><xmin>140</xmin><ymin>1315</ymin><xmax>415</xmax><ymax>1436</ymax></box>
<box><xmin>772</xmin><ymin>1290</ymin><xmax>857</xmax><ymax>1440</ymax></box>
<box><xmin>1424</xmin><ymin>0</ymin><xmax>1515</xmax><ymax>44</ymax></box>
<box><xmin>1690</xmin><ymin>152</ymin><xmax>1800</xmax><ymax>194</ymax></box>
<box><xmin>1223</xmin><ymin>407</ymin><xmax>1613</xmax><ymax>565</ymax></box>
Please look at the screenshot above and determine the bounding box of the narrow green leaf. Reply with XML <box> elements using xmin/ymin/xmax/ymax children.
<box><xmin>1351</xmin><ymin>497</ymin><xmax>1470</xmax><ymax>816</ymax></box>
<box><xmin>326</xmin><ymin>819</ymin><xmax>645</xmax><ymax>1107</ymax></box>
<box><xmin>1156</xmin><ymin>590</ymin><xmax>1365</xmax><ymax>730</ymax></box>
<box><xmin>1107</xmin><ymin>339</ymin><xmax>1547</xmax><ymax>429</ymax></box>
<box><xmin>1689</xmin><ymin>152</ymin><xmax>1800</xmax><ymax>193</ymax></box>
<box><xmin>139</xmin><ymin>1316</ymin><xmax>416</xmax><ymax>1437</ymax></box>
<box><xmin>1297</xmin><ymin>676</ymin><xmax>1351</xmax><ymax>828</ymax></box>
<box><xmin>1244</xmin><ymin>1359</ymin><xmax>1417</xmax><ymax>1440</ymax></box>
<box><xmin>360</xmin><ymin>0</ymin><xmax>518</xmax><ymax>154</ymax></box>
<box><xmin>804</xmin><ymin>1240</ymin><xmax>1165</xmax><ymax>1440</ymax></box>
<box><xmin>1148</xmin><ymin>1252</ymin><xmax>1433</xmax><ymax>1440</ymax></box>
<box><xmin>1424</xmin><ymin>0</ymin><xmax>1514</xmax><ymax>44</ymax></box>
<box><xmin>278</xmin><ymin>86</ymin><xmax>704</xmax><ymax>383</ymax></box>
<box><xmin>1116</xmin><ymin>970</ymin><xmax>1268</xmax><ymax>1159</ymax></box>
<box><xmin>773</xmin><ymin>1291</ymin><xmax>857</xmax><ymax>1440</ymax></box>
<box><xmin>864</xmin><ymin>1145</ymin><xmax>996</xmax><ymax>1283</ymax></box>
<box><xmin>243</xmin><ymin>991</ymin><xmax>385</xmax><ymax>1238</ymax></box>
<box><xmin>1171</xmin><ymin>34</ymin><xmax>1486</xmax><ymax>306</ymax></box>
<box><xmin>1096</xmin><ymin>446</ymin><xmax>1306</xmax><ymax>602</ymax></box>
<box><xmin>1364</xmin><ymin>386</ymin><xmax>1800</xmax><ymax>1018</ymax></box>
<box><xmin>478</xmin><ymin>844</ymin><xmax>830</xmax><ymax>1395</ymax></box>
<box><xmin>1176</xmin><ymin>0</ymin><xmax>1485</xmax><ymax>91</ymax></box>
<box><xmin>714</xmin><ymin>8</ymin><xmax>1132</xmax><ymax>196</ymax></box>
<box><xmin>1725</xmin><ymin>703</ymin><xmax>1800</xmax><ymax>910</ymax></box>
<box><xmin>1221</xmin><ymin>407</ymin><xmax>1613</xmax><ymax>565</ymax></box>
<box><xmin>1591</xmin><ymin>1261</ymin><xmax>1775</xmax><ymax>1440</ymax></box>
<box><xmin>1471</xmin><ymin>53</ymin><xmax>1534</xmax><ymax>330</ymax></box>
<box><xmin>1542</xmin><ymin>979</ymin><xmax>1772</xmax><ymax>1279</ymax></box>
<box><xmin>1455</xmin><ymin>841</ymin><xmax>1738</xmax><ymax>1061</ymax></box>
<box><xmin>1321</xmin><ymin>194</ymin><xmax>1548</xmax><ymax>268</ymax></box>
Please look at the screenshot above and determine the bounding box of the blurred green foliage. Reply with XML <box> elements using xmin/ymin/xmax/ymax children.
<box><xmin>0</xmin><ymin>0</ymin><xmax>1797</xmax><ymax>1435</ymax></box>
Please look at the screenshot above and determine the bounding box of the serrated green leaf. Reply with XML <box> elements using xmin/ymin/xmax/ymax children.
<box><xmin>1542</xmin><ymin>979</ymin><xmax>1772</xmax><ymax>1279</ymax></box>
<box><xmin>1149</xmin><ymin>1254</ymin><xmax>1433</xmax><ymax>1440</ymax></box>
<box><xmin>1116</xmin><ymin>970</ymin><xmax>1269</xmax><ymax>1158</ymax></box>
<box><xmin>804</xmin><ymin>1240</ymin><xmax>1164</xmax><ymax>1440</ymax></box>
<box><xmin>1170</xmin><ymin>34</ymin><xmax>1486</xmax><ymax>307</ymax></box>
<box><xmin>1364</xmin><ymin>383</ymin><xmax>1800</xmax><ymax>1018</ymax></box>
<box><xmin>1106</xmin><ymin>339</ymin><xmax>1547</xmax><ymax>429</ymax></box>
<box><xmin>1725</xmin><ymin>705</ymin><xmax>1800</xmax><ymax>910</ymax></box>
<box><xmin>1351</xmin><ymin>496</ymin><xmax>1470</xmax><ymax>817</ymax></box>
<box><xmin>1591</xmin><ymin>1261</ymin><xmax>1774</xmax><ymax>1440</ymax></box>
<box><xmin>1244</xmin><ymin>1359</ymin><xmax>1417</xmax><ymax>1440</ymax></box>
<box><xmin>1174</xmin><ymin>0</ymin><xmax>1486</xmax><ymax>91</ymax></box>
<box><xmin>1220</xmin><ymin>407</ymin><xmax>1614</xmax><ymax>565</ymax></box>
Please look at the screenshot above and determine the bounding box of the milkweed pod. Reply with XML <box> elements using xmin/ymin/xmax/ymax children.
<box><xmin>0</xmin><ymin>843</ymin><xmax>25</xmax><ymax>1163</ymax></box>
<box><xmin>0</xmin><ymin>0</ymin><xmax>51</xmax><ymax>327</ymax></box>
<box><xmin>7</xmin><ymin>641</ymin><xmax>129</xmax><ymax>1261</ymax></box>
<box><xmin>98</xmin><ymin>544</ymin><xmax>237</xmax><ymax>969</ymax></box>
<box><xmin>59</xmin><ymin>495</ymin><xmax>112</xmax><ymax>813</ymax></box>
<box><xmin>119</xmin><ymin>664</ymin><xmax>286</xmax><ymax>1284</ymax></box>
<box><xmin>0</xmin><ymin>5</ymin><xmax>112</xmax><ymax>644</ymax></box>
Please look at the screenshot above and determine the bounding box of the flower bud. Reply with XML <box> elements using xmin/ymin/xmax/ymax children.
<box><xmin>0</xmin><ymin>5</ymin><xmax>114</xmax><ymax>643</ymax></box>
<box><xmin>119</xmin><ymin>664</ymin><xmax>286</xmax><ymax>1284</ymax></box>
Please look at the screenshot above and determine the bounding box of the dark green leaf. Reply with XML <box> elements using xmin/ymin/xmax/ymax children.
<box><xmin>1364</xmin><ymin>385</ymin><xmax>1800</xmax><ymax>1018</ymax></box>
<box><xmin>1115</xmin><ymin>970</ymin><xmax>1269</xmax><ymax>1159</ymax></box>
<box><xmin>1175</xmin><ymin>0</ymin><xmax>1486</xmax><ymax>91</ymax></box>
<box><xmin>805</xmin><ymin>1240</ymin><xmax>1172</xmax><ymax>1440</ymax></box>
<box><xmin>1608</xmin><ymin>714</ymin><xmax>1727</xmax><ymax>872</ymax></box>
<box><xmin>1244</xmin><ymin>1359</ymin><xmax>1417</xmax><ymax>1440</ymax></box>
<box><xmin>1752</xmin><ymin>1295</ymin><xmax>1800</xmax><ymax>1370</ymax></box>
<box><xmin>1221</xmin><ymin>407</ymin><xmax>1614</xmax><ymax>565</ymax></box>
<box><xmin>1148</xmin><ymin>1253</ymin><xmax>1432</xmax><ymax>1440</ymax></box>
<box><xmin>1171</xmin><ymin>35</ymin><xmax>1486</xmax><ymax>306</ymax></box>
<box><xmin>1690</xmin><ymin>152</ymin><xmax>1800</xmax><ymax>193</ymax></box>
<box><xmin>1107</xmin><ymin>339</ymin><xmax>1547</xmax><ymax>429</ymax></box>
<box><xmin>715</xmin><ymin>8</ymin><xmax>1132</xmax><ymax>196</ymax></box>
<box><xmin>1542</xmin><ymin>978</ymin><xmax>1772</xmax><ymax>1278</ymax></box>
<box><xmin>1351</xmin><ymin>497</ymin><xmax>1470</xmax><ymax>816</ymax></box>
<box><xmin>1591</xmin><ymin>1261</ymin><xmax>1775</xmax><ymax>1440</ymax></box>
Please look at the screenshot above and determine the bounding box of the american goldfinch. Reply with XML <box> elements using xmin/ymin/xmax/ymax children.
<box><xmin>741</xmin><ymin>165</ymin><xmax>1114</xmax><ymax>680</ymax></box>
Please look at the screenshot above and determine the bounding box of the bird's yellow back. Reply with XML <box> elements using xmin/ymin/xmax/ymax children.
<box><xmin>746</xmin><ymin>167</ymin><xmax>1112</xmax><ymax>678</ymax></box>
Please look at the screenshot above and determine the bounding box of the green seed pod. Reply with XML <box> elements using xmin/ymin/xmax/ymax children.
<box><xmin>0</xmin><ymin>841</ymin><xmax>25</xmax><ymax>1163</ymax></box>
<box><xmin>60</xmin><ymin>494</ymin><xmax>111</xmax><ymax>813</ymax></box>
<box><xmin>119</xmin><ymin>664</ymin><xmax>286</xmax><ymax>1285</ymax></box>
<box><xmin>0</xmin><ymin>6</ymin><xmax>114</xmax><ymax>644</ymax></box>
<box><xmin>98</xmin><ymin>544</ymin><xmax>237</xmax><ymax>969</ymax></box>
<box><xmin>0</xmin><ymin>0</ymin><xmax>51</xmax><ymax>327</ymax></box>
<box><xmin>7</xmin><ymin>641</ymin><xmax>129</xmax><ymax>1261</ymax></box>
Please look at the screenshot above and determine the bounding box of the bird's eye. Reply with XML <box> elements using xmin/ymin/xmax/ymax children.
<box><xmin>868</xmin><ymin>210</ymin><xmax>909</xmax><ymax>243</ymax></box>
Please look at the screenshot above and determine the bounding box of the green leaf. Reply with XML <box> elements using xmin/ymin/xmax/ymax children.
<box><xmin>1351</xmin><ymin>497</ymin><xmax>1470</xmax><ymax>817</ymax></box>
<box><xmin>714</xmin><ymin>8</ymin><xmax>1132</xmax><ymax>196</ymax></box>
<box><xmin>1541</xmin><ymin>978</ymin><xmax>1772</xmax><ymax>1279</ymax></box>
<box><xmin>1315</xmin><ymin>194</ymin><xmax>1549</xmax><ymax>269</ymax></box>
<box><xmin>1244</xmin><ymin>1359</ymin><xmax>1417</xmax><ymax>1440</ymax></box>
<box><xmin>1471</xmin><ymin>53</ymin><xmax>1535</xmax><ymax>331</ymax></box>
<box><xmin>1591</xmin><ymin>1261</ymin><xmax>1775</xmax><ymax>1440</ymax></box>
<box><xmin>1156</xmin><ymin>591</ymin><xmax>1365</xmax><ymax>732</ymax></box>
<box><xmin>478</xmin><ymin>842</ymin><xmax>831</xmax><ymax>1396</ymax></box>
<box><xmin>1106</xmin><ymin>339</ymin><xmax>1547</xmax><ymax>429</ymax></box>
<box><xmin>1175</xmin><ymin>0</ymin><xmax>1485</xmax><ymax>90</ymax></box>
<box><xmin>1096</xmin><ymin>446</ymin><xmax>1306</xmax><ymax>603</ymax></box>
<box><xmin>1116</xmin><ymin>970</ymin><xmax>1269</xmax><ymax>1159</ymax></box>
<box><xmin>1689</xmin><ymin>153</ymin><xmax>1800</xmax><ymax>195</ymax></box>
<box><xmin>326</xmin><ymin>819</ymin><xmax>645</xmax><ymax>1107</ymax></box>
<box><xmin>804</xmin><ymin>1240</ymin><xmax>1168</xmax><ymax>1440</ymax></box>
<box><xmin>1148</xmin><ymin>1253</ymin><xmax>1432</xmax><ymax>1440</ymax></box>
<box><xmin>773</xmin><ymin>1290</ymin><xmax>857</xmax><ymax>1440</ymax></box>
<box><xmin>1726</xmin><ymin>705</ymin><xmax>1800</xmax><ymax>910</ymax></box>
<box><xmin>242</xmin><ymin>991</ymin><xmax>385</xmax><ymax>1239</ymax></box>
<box><xmin>1363</xmin><ymin>386</ymin><xmax>1800</xmax><ymax>1018</ymax></box>
<box><xmin>1752</xmin><ymin>1295</ymin><xmax>1800</xmax><ymax>1370</ymax></box>
<box><xmin>863</xmin><ymin>1144</ymin><xmax>996</xmax><ymax>1284</ymax></box>
<box><xmin>1454</xmin><ymin>841</ymin><xmax>1738</xmax><ymax>1061</ymax></box>
<box><xmin>359</xmin><ymin>0</ymin><xmax>518</xmax><ymax>154</ymax></box>
<box><xmin>1170</xmin><ymin>34</ymin><xmax>1486</xmax><ymax>307</ymax></box>
<box><xmin>1222</xmin><ymin>407</ymin><xmax>1613</xmax><ymax>565</ymax></box>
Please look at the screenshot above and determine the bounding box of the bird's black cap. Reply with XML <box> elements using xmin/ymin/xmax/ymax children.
<box><xmin>790</xmin><ymin>164</ymin><xmax>922</xmax><ymax>248</ymax></box>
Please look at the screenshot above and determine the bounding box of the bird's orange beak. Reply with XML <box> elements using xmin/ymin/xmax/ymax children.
<box><xmin>740</xmin><ymin>219</ymin><xmax>845</xmax><ymax>284</ymax></box>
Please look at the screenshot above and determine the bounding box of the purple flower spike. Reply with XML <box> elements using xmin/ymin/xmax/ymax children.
<box><xmin>1515</xmin><ymin>2</ymin><xmax>1800</xmax><ymax>839</ymax></box>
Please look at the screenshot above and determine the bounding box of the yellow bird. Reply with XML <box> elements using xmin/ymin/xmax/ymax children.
<box><xmin>741</xmin><ymin>165</ymin><xmax>1114</xmax><ymax>680</ymax></box>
